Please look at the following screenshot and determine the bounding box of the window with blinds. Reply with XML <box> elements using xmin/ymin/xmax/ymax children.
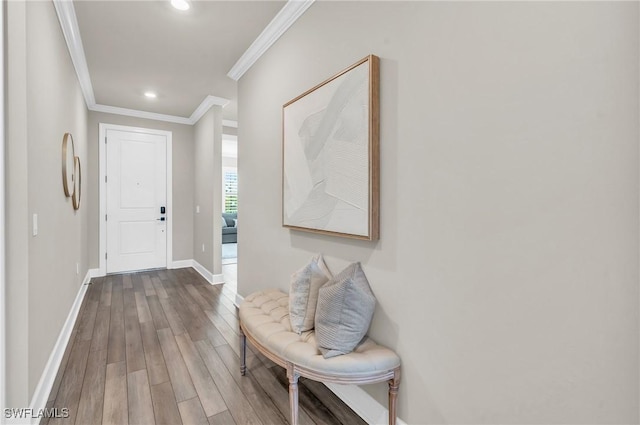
<box><xmin>224</xmin><ymin>170</ymin><xmax>238</xmax><ymax>213</ymax></box>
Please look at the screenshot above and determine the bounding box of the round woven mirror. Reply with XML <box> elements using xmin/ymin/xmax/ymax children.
<box><xmin>61</xmin><ymin>133</ymin><xmax>75</xmax><ymax>197</ymax></box>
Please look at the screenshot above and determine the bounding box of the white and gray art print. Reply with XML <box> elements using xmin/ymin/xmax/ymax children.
<box><xmin>283</xmin><ymin>59</ymin><xmax>371</xmax><ymax>238</ymax></box>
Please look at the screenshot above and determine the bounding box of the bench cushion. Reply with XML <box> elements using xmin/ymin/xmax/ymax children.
<box><xmin>239</xmin><ymin>289</ymin><xmax>400</xmax><ymax>377</ymax></box>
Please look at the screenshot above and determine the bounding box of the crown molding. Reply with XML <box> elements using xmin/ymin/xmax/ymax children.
<box><xmin>53</xmin><ymin>0</ymin><xmax>95</xmax><ymax>106</ymax></box>
<box><xmin>227</xmin><ymin>0</ymin><xmax>315</xmax><ymax>81</ymax></box>
<box><xmin>189</xmin><ymin>95</ymin><xmax>231</xmax><ymax>123</ymax></box>
<box><xmin>90</xmin><ymin>104</ymin><xmax>193</xmax><ymax>125</ymax></box>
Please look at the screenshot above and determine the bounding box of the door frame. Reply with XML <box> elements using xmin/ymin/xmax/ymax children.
<box><xmin>98</xmin><ymin>123</ymin><xmax>173</xmax><ymax>275</ymax></box>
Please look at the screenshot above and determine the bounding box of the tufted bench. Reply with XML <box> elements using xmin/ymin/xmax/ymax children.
<box><xmin>239</xmin><ymin>289</ymin><xmax>401</xmax><ymax>425</ymax></box>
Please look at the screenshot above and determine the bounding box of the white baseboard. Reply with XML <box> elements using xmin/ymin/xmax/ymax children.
<box><xmin>14</xmin><ymin>271</ymin><xmax>91</xmax><ymax>425</ymax></box>
<box><xmin>324</xmin><ymin>383</ymin><xmax>406</xmax><ymax>425</ymax></box>
<box><xmin>192</xmin><ymin>260</ymin><xmax>212</xmax><ymax>282</ymax></box>
<box><xmin>88</xmin><ymin>268</ymin><xmax>103</xmax><ymax>279</ymax></box>
<box><xmin>190</xmin><ymin>260</ymin><xmax>224</xmax><ymax>286</ymax></box>
<box><xmin>169</xmin><ymin>259</ymin><xmax>192</xmax><ymax>269</ymax></box>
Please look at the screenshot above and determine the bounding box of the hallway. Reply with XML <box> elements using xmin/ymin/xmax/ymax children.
<box><xmin>43</xmin><ymin>268</ymin><xmax>366</xmax><ymax>425</ymax></box>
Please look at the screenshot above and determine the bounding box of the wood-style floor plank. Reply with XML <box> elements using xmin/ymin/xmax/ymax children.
<box><xmin>175</xmin><ymin>333</ymin><xmax>227</xmax><ymax>417</ymax></box>
<box><xmin>159</xmin><ymin>297</ymin><xmax>187</xmax><ymax>336</ymax></box>
<box><xmin>140</xmin><ymin>321</ymin><xmax>170</xmax><ymax>386</ymax></box>
<box><xmin>302</xmin><ymin>379</ymin><xmax>368</xmax><ymax>425</ymax></box>
<box><xmin>124</xmin><ymin>288</ymin><xmax>147</xmax><ymax>373</ymax></box>
<box><xmin>48</xmin><ymin>329</ymin><xmax>77</xmax><ymax>403</ymax></box>
<box><xmin>49</xmin><ymin>339</ymin><xmax>91</xmax><ymax>425</ymax></box>
<box><xmin>75</xmin><ymin>349</ymin><xmax>107</xmax><ymax>425</ymax></box>
<box><xmin>272</xmin><ymin>367</ymin><xmax>342</xmax><ymax>425</ymax></box>
<box><xmin>76</xmin><ymin>300</ymin><xmax>99</xmax><ymax>342</ymax></box>
<box><xmin>150</xmin><ymin>381</ymin><xmax>183</xmax><ymax>425</ymax></box>
<box><xmin>100</xmin><ymin>279</ymin><xmax>113</xmax><ymax>307</ymax></box>
<box><xmin>195</xmin><ymin>340</ymin><xmax>263</xmax><ymax>425</ymax></box>
<box><xmin>103</xmin><ymin>361</ymin><xmax>128</xmax><ymax>425</ymax></box>
<box><xmin>178</xmin><ymin>397</ymin><xmax>209</xmax><ymax>425</ymax></box>
<box><xmin>250</xmin><ymin>364</ymin><xmax>316</xmax><ymax>425</ymax></box>
<box><xmin>90</xmin><ymin>306</ymin><xmax>111</xmax><ymax>352</ymax></box>
<box><xmin>108</xmin><ymin>283</ymin><xmax>125</xmax><ymax>364</ymax></box>
<box><xmin>128</xmin><ymin>369</ymin><xmax>156</xmax><ymax>425</ymax></box>
<box><xmin>147</xmin><ymin>295</ymin><xmax>170</xmax><ymax>330</ymax></box>
<box><xmin>156</xmin><ymin>328</ymin><xmax>197</xmax><ymax>402</ymax></box>
<box><xmin>142</xmin><ymin>274</ymin><xmax>157</xmax><ymax>296</ymax></box>
<box><xmin>207</xmin><ymin>410</ymin><xmax>237</xmax><ymax>425</ymax></box>
<box><xmin>135</xmin><ymin>291</ymin><xmax>153</xmax><ymax>324</ymax></box>
<box><xmin>151</xmin><ymin>276</ymin><xmax>169</xmax><ymax>299</ymax></box>
<box><xmin>215</xmin><ymin>344</ymin><xmax>288</xmax><ymax>425</ymax></box>
<box><xmin>123</xmin><ymin>274</ymin><xmax>133</xmax><ymax>289</ymax></box>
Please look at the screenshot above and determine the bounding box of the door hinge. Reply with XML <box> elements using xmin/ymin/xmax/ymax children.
<box><xmin>105</xmin><ymin>252</ymin><xmax>108</xmax><ymax>259</ymax></box>
<box><xmin>105</xmin><ymin>137</ymin><xmax>107</xmax><ymax>144</ymax></box>
<box><xmin>105</xmin><ymin>214</ymin><xmax>107</xmax><ymax>221</ymax></box>
<box><xmin>105</xmin><ymin>175</ymin><xmax>107</xmax><ymax>183</ymax></box>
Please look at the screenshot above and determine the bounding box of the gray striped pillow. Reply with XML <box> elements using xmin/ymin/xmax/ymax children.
<box><xmin>289</xmin><ymin>254</ymin><xmax>332</xmax><ymax>334</ymax></box>
<box><xmin>314</xmin><ymin>262</ymin><xmax>376</xmax><ymax>358</ymax></box>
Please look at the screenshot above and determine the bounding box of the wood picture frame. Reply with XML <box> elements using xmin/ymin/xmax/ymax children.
<box><xmin>282</xmin><ymin>54</ymin><xmax>380</xmax><ymax>240</ymax></box>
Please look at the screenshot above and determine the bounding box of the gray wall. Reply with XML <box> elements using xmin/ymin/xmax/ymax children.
<box><xmin>237</xmin><ymin>2</ymin><xmax>639</xmax><ymax>423</ymax></box>
<box><xmin>193</xmin><ymin>107</ymin><xmax>223</xmax><ymax>274</ymax></box>
<box><xmin>87</xmin><ymin>112</ymin><xmax>195</xmax><ymax>267</ymax></box>
<box><xmin>6</xmin><ymin>0</ymin><xmax>89</xmax><ymax>404</ymax></box>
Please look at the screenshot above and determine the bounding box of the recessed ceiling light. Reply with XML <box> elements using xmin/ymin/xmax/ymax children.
<box><xmin>144</xmin><ymin>91</ymin><xmax>157</xmax><ymax>99</ymax></box>
<box><xmin>171</xmin><ymin>0</ymin><xmax>190</xmax><ymax>11</ymax></box>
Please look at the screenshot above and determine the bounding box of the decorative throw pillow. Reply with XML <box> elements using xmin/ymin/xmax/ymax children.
<box><xmin>315</xmin><ymin>262</ymin><xmax>376</xmax><ymax>358</ymax></box>
<box><xmin>233</xmin><ymin>218</ymin><xmax>238</xmax><ymax>228</ymax></box>
<box><xmin>221</xmin><ymin>217</ymin><xmax>228</xmax><ymax>228</ymax></box>
<box><xmin>289</xmin><ymin>254</ymin><xmax>332</xmax><ymax>334</ymax></box>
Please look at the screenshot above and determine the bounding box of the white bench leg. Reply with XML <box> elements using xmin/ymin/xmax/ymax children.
<box><xmin>287</xmin><ymin>365</ymin><xmax>300</xmax><ymax>425</ymax></box>
<box><xmin>240</xmin><ymin>329</ymin><xmax>247</xmax><ymax>376</ymax></box>
<box><xmin>388</xmin><ymin>369</ymin><xmax>400</xmax><ymax>425</ymax></box>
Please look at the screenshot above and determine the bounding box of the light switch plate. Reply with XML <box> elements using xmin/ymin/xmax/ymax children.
<box><xmin>32</xmin><ymin>214</ymin><xmax>38</xmax><ymax>236</ymax></box>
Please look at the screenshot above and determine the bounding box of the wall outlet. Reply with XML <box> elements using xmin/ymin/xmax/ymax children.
<box><xmin>196</xmin><ymin>205</ymin><xmax>200</xmax><ymax>213</ymax></box>
<box><xmin>202</xmin><ymin>244</ymin><xmax>205</xmax><ymax>252</ymax></box>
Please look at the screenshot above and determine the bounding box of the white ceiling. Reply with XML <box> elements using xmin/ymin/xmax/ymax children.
<box><xmin>73</xmin><ymin>0</ymin><xmax>286</xmax><ymax>121</ymax></box>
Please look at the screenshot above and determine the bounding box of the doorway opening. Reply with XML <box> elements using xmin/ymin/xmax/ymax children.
<box><xmin>221</xmin><ymin>134</ymin><xmax>237</xmax><ymax>292</ymax></box>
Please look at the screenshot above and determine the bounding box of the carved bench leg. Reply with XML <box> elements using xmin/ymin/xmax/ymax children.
<box><xmin>388</xmin><ymin>369</ymin><xmax>401</xmax><ymax>425</ymax></box>
<box><xmin>240</xmin><ymin>328</ymin><xmax>247</xmax><ymax>376</ymax></box>
<box><xmin>287</xmin><ymin>364</ymin><xmax>300</xmax><ymax>425</ymax></box>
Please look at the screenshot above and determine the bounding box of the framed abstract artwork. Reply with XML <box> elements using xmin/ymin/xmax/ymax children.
<box><xmin>282</xmin><ymin>55</ymin><xmax>380</xmax><ymax>240</ymax></box>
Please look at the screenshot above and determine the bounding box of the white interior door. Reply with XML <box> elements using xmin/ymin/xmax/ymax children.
<box><xmin>106</xmin><ymin>129</ymin><xmax>167</xmax><ymax>273</ymax></box>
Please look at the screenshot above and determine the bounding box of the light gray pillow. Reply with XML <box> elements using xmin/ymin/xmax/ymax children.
<box><xmin>315</xmin><ymin>262</ymin><xmax>376</xmax><ymax>358</ymax></box>
<box><xmin>289</xmin><ymin>254</ymin><xmax>332</xmax><ymax>334</ymax></box>
<box><xmin>221</xmin><ymin>216</ymin><xmax>228</xmax><ymax>228</ymax></box>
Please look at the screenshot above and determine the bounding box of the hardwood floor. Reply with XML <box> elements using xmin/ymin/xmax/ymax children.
<box><xmin>44</xmin><ymin>268</ymin><xmax>367</xmax><ymax>425</ymax></box>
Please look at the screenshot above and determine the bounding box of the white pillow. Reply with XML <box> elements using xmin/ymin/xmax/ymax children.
<box><xmin>233</xmin><ymin>218</ymin><xmax>238</xmax><ymax>228</ymax></box>
<box><xmin>221</xmin><ymin>216</ymin><xmax>228</xmax><ymax>228</ymax></box>
<box><xmin>289</xmin><ymin>254</ymin><xmax>332</xmax><ymax>334</ymax></box>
